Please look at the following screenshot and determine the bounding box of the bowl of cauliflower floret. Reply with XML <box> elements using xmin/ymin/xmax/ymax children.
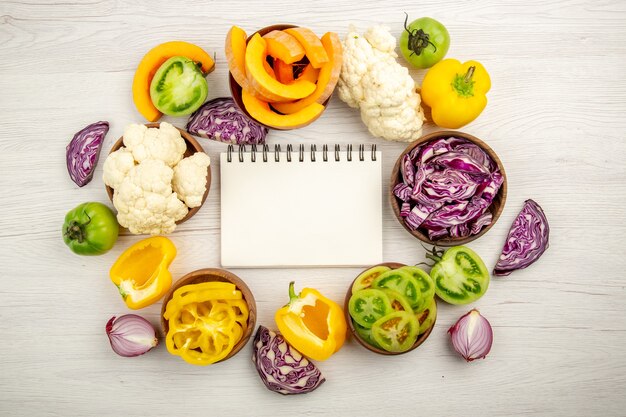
<box><xmin>103</xmin><ymin>122</ymin><xmax>211</xmax><ymax>235</ymax></box>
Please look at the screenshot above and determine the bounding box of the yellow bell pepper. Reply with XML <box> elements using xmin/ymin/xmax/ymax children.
<box><xmin>163</xmin><ymin>282</ymin><xmax>248</xmax><ymax>366</ymax></box>
<box><xmin>421</xmin><ymin>59</ymin><xmax>491</xmax><ymax>129</ymax></box>
<box><xmin>109</xmin><ymin>236</ymin><xmax>176</xmax><ymax>309</ymax></box>
<box><xmin>275</xmin><ymin>281</ymin><xmax>347</xmax><ymax>361</ymax></box>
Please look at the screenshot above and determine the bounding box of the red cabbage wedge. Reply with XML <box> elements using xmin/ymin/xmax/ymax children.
<box><xmin>252</xmin><ymin>326</ymin><xmax>325</xmax><ymax>395</ymax></box>
<box><xmin>66</xmin><ymin>121</ymin><xmax>109</xmax><ymax>187</ymax></box>
<box><xmin>494</xmin><ymin>199</ymin><xmax>549</xmax><ymax>276</ymax></box>
<box><xmin>186</xmin><ymin>97</ymin><xmax>267</xmax><ymax>145</ymax></box>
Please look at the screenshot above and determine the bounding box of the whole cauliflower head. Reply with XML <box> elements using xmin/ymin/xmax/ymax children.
<box><xmin>113</xmin><ymin>159</ymin><xmax>188</xmax><ymax>235</ymax></box>
<box><xmin>337</xmin><ymin>25</ymin><xmax>424</xmax><ymax>142</ymax></box>
<box><xmin>102</xmin><ymin>148</ymin><xmax>135</xmax><ymax>189</ymax></box>
<box><xmin>123</xmin><ymin>122</ymin><xmax>186</xmax><ymax>167</ymax></box>
<box><xmin>172</xmin><ymin>152</ymin><xmax>211</xmax><ymax>208</ymax></box>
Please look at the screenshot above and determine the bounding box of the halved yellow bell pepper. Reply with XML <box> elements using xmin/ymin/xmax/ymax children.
<box><xmin>275</xmin><ymin>281</ymin><xmax>347</xmax><ymax>361</ymax></box>
<box><xmin>110</xmin><ymin>236</ymin><xmax>176</xmax><ymax>309</ymax></box>
<box><xmin>421</xmin><ymin>58</ymin><xmax>491</xmax><ymax>129</ymax></box>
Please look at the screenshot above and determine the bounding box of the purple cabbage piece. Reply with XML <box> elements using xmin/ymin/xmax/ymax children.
<box><xmin>399</xmin><ymin>202</ymin><xmax>411</xmax><ymax>217</ymax></box>
<box><xmin>431</xmin><ymin>151</ymin><xmax>491</xmax><ymax>177</ymax></box>
<box><xmin>66</xmin><ymin>121</ymin><xmax>109</xmax><ymax>187</ymax></box>
<box><xmin>494</xmin><ymin>199</ymin><xmax>549</xmax><ymax>276</ymax></box>
<box><xmin>401</xmin><ymin>154</ymin><xmax>415</xmax><ymax>186</ymax></box>
<box><xmin>476</xmin><ymin>171</ymin><xmax>504</xmax><ymax>204</ymax></box>
<box><xmin>252</xmin><ymin>326</ymin><xmax>325</xmax><ymax>395</ymax></box>
<box><xmin>421</xmin><ymin>169</ymin><xmax>480</xmax><ymax>203</ymax></box>
<box><xmin>187</xmin><ymin>97</ymin><xmax>268</xmax><ymax>145</ymax></box>
<box><xmin>455</xmin><ymin>142</ymin><xmax>496</xmax><ymax>171</ymax></box>
<box><xmin>470</xmin><ymin>211</ymin><xmax>493</xmax><ymax>235</ymax></box>
<box><xmin>395</xmin><ymin>136</ymin><xmax>503</xmax><ymax>240</ymax></box>
<box><xmin>393</xmin><ymin>183</ymin><xmax>412</xmax><ymax>202</ymax></box>
<box><xmin>428</xmin><ymin>227</ymin><xmax>449</xmax><ymax>240</ymax></box>
<box><xmin>450</xmin><ymin>223</ymin><xmax>471</xmax><ymax>238</ymax></box>
<box><xmin>405</xmin><ymin>202</ymin><xmax>442</xmax><ymax>230</ymax></box>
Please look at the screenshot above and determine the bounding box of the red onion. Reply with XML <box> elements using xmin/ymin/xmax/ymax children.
<box><xmin>106</xmin><ymin>315</ymin><xmax>158</xmax><ymax>357</ymax></box>
<box><xmin>448</xmin><ymin>309</ymin><xmax>493</xmax><ymax>362</ymax></box>
<box><xmin>66</xmin><ymin>121</ymin><xmax>109</xmax><ymax>187</ymax></box>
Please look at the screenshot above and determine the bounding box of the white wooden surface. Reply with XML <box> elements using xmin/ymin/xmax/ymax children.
<box><xmin>1</xmin><ymin>1</ymin><xmax>625</xmax><ymax>416</ymax></box>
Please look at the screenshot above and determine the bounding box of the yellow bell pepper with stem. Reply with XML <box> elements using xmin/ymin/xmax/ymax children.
<box><xmin>109</xmin><ymin>236</ymin><xmax>176</xmax><ymax>309</ymax></box>
<box><xmin>421</xmin><ymin>59</ymin><xmax>491</xmax><ymax>129</ymax></box>
<box><xmin>275</xmin><ymin>281</ymin><xmax>347</xmax><ymax>361</ymax></box>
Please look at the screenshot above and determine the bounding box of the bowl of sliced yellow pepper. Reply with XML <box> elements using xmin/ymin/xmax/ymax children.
<box><xmin>160</xmin><ymin>268</ymin><xmax>256</xmax><ymax>366</ymax></box>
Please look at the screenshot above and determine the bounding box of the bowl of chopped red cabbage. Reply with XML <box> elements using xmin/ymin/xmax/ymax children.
<box><xmin>390</xmin><ymin>131</ymin><xmax>507</xmax><ymax>246</ymax></box>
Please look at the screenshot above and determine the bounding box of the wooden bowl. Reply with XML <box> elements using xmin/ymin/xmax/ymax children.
<box><xmin>228</xmin><ymin>24</ymin><xmax>331</xmax><ymax>131</ymax></box>
<box><xmin>160</xmin><ymin>268</ymin><xmax>257</xmax><ymax>365</ymax></box>
<box><xmin>344</xmin><ymin>262</ymin><xmax>436</xmax><ymax>356</ymax></box>
<box><xmin>105</xmin><ymin>122</ymin><xmax>211</xmax><ymax>225</ymax></box>
<box><xmin>390</xmin><ymin>130</ymin><xmax>507</xmax><ymax>246</ymax></box>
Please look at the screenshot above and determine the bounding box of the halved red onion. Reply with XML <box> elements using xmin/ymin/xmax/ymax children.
<box><xmin>494</xmin><ymin>199</ymin><xmax>549</xmax><ymax>276</ymax></box>
<box><xmin>448</xmin><ymin>309</ymin><xmax>493</xmax><ymax>362</ymax></box>
<box><xmin>106</xmin><ymin>315</ymin><xmax>158</xmax><ymax>357</ymax></box>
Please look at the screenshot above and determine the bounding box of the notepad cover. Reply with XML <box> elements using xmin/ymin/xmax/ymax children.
<box><xmin>220</xmin><ymin>151</ymin><xmax>383</xmax><ymax>267</ymax></box>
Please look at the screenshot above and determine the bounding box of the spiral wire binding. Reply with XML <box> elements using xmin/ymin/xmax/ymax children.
<box><xmin>227</xmin><ymin>144</ymin><xmax>377</xmax><ymax>162</ymax></box>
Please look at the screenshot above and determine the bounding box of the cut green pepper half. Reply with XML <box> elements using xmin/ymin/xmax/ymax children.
<box><xmin>150</xmin><ymin>56</ymin><xmax>208</xmax><ymax>116</ymax></box>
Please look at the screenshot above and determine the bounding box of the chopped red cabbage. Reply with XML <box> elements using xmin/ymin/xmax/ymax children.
<box><xmin>395</xmin><ymin>136</ymin><xmax>503</xmax><ymax>240</ymax></box>
<box><xmin>187</xmin><ymin>97</ymin><xmax>267</xmax><ymax>145</ymax></box>
<box><xmin>393</xmin><ymin>183</ymin><xmax>412</xmax><ymax>202</ymax></box>
<box><xmin>252</xmin><ymin>326</ymin><xmax>325</xmax><ymax>395</ymax></box>
<box><xmin>66</xmin><ymin>121</ymin><xmax>109</xmax><ymax>187</ymax></box>
<box><xmin>470</xmin><ymin>211</ymin><xmax>493</xmax><ymax>235</ymax></box>
<box><xmin>494</xmin><ymin>199</ymin><xmax>549</xmax><ymax>276</ymax></box>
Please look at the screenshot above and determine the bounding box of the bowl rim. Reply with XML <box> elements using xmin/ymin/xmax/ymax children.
<box><xmin>344</xmin><ymin>262</ymin><xmax>437</xmax><ymax>356</ymax></box>
<box><xmin>160</xmin><ymin>268</ymin><xmax>257</xmax><ymax>365</ymax></box>
<box><xmin>105</xmin><ymin>122</ymin><xmax>211</xmax><ymax>226</ymax></box>
<box><xmin>389</xmin><ymin>130</ymin><xmax>507</xmax><ymax>246</ymax></box>
<box><xmin>228</xmin><ymin>24</ymin><xmax>330</xmax><ymax>131</ymax></box>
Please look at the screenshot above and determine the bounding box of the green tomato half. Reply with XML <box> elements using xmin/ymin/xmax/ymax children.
<box><xmin>150</xmin><ymin>56</ymin><xmax>208</xmax><ymax>116</ymax></box>
<box><xmin>431</xmin><ymin>246</ymin><xmax>490</xmax><ymax>305</ymax></box>
<box><xmin>400</xmin><ymin>15</ymin><xmax>450</xmax><ymax>69</ymax></box>
<box><xmin>62</xmin><ymin>202</ymin><xmax>119</xmax><ymax>255</ymax></box>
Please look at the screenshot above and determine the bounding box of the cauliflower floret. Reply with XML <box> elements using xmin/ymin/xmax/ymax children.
<box><xmin>122</xmin><ymin>122</ymin><xmax>186</xmax><ymax>167</ymax></box>
<box><xmin>337</xmin><ymin>25</ymin><xmax>425</xmax><ymax>142</ymax></box>
<box><xmin>102</xmin><ymin>148</ymin><xmax>135</xmax><ymax>189</ymax></box>
<box><xmin>172</xmin><ymin>152</ymin><xmax>211</xmax><ymax>208</ymax></box>
<box><xmin>113</xmin><ymin>159</ymin><xmax>188</xmax><ymax>235</ymax></box>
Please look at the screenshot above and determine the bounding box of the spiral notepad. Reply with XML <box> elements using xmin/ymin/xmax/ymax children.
<box><xmin>220</xmin><ymin>144</ymin><xmax>383</xmax><ymax>268</ymax></box>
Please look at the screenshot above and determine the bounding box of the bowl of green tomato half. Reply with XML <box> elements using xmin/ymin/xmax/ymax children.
<box><xmin>344</xmin><ymin>263</ymin><xmax>437</xmax><ymax>355</ymax></box>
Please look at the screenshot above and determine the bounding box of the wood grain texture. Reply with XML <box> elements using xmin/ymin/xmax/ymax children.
<box><xmin>1</xmin><ymin>0</ymin><xmax>625</xmax><ymax>416</ymax></box>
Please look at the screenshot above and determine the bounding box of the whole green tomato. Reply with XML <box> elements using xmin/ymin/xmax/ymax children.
<box><xmin>62</xmin><ymin>202</ymin><xmax>119</xmax><ymax>255</ymax></box>
<box><xmin>400</xmin><ymin>14</ymin><xmax>450</xmax><ymax>69</ymax></box>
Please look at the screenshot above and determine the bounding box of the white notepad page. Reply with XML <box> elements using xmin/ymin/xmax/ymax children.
<box><xmin>220</xmin><ymin>149</ymin><xmax>383</xmax><ymax>268</ymax></box>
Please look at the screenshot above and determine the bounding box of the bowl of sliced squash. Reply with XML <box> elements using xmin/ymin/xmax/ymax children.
<box><xmin>226</xmin><ymin>24</ymin><xmax>343</xmax><ymax>130</ymax></box>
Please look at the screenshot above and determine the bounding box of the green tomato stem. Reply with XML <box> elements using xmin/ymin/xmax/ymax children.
<box><xmin>65</xmin><ymin>221</ymin><xmax>85</xmax><ymax>243</ymax></box>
